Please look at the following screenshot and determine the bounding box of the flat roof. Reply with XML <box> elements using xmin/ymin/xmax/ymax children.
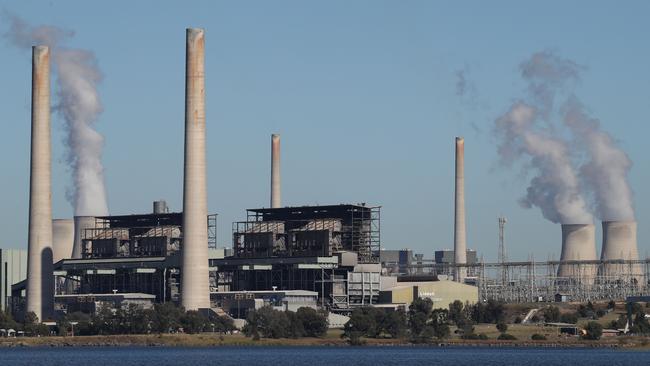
<box><xmin>210</xmin><ymin>290</ymin><xmax>318</xmax><ymax>296</ymax></box>
<box><xmin>55</xmin><ymin>293</ymin><xmax>156</xmax><ymax>299</ymax></box>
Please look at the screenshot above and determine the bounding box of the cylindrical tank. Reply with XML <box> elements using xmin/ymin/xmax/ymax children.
<box><xmin>558</xmin><ymin>224</ymin><xmax>597</xmax><ymax>283</ymax></box>
<box><xmin>72</xmin><ymin>216</ymin><xmax>96</xmax><ymax>259</ymax></box>
<box><xmin>153</xmin><ymin>200</ymin><xmax>168</xmax><ymax>214</ymax></box>
<box><xmin>52</xmin><ymin>219</ymin><xmax>74</xmax><ymax>263</ymax></box>
<box><xmin>599</xmin><ymin>221</ymin><xmax>641</xmax><ymax>280</ymax></box>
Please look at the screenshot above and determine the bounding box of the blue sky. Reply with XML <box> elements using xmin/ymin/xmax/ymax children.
<box><xmin>0</xmin><ymin>1</ymin><xmax>648</xmax><ymax>261</ymax></box>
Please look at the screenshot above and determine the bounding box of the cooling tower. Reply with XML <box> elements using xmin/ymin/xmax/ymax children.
<box><xmin>454</xmin><ymin>137</ymin><xmax>467</xmax><ymax>282</ymax></box>
<box><xmin>181</xmin><ymin>28</ymin><xmax>210</xmax><ymax>310</ymax></box>
<box><xmin>26</xmin><ymin>45</ymin><xmax>54</xmax><ymax>321</ymax></box>
<box><xmin>52</xmin><ymin>219</ymin><xmax>74</xmax><ymax>263</ymax></box>
<box><xmin>72</xmin><ymin>216</ymin><xmax>96</xmax><ymax>259</ymax></box>
<box><xmin>558</xmin><ymin>224</ymin><xmax>597</xmax><ymax>283</ymax></box>
<box><xmin>600</xmin><ymin>221</ymin><xmax>641</xmax><ymax>280</ymax></box>
<box><xmin>270</xmin><ymin>134</ymin><xmax>281</xmax><ymax>208</ymax></box>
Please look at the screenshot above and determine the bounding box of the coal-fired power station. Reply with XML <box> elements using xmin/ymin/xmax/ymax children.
<box><xmin>558</xmin><ymin>224</ymin><xmax>597</xmax><ymax>282</ymax></box>
<box><xmin>181</xmin><ymin>28</ymin><xmax>210</xmax><ymax>311</ymax></box>
<box><xmin>26</xmin><ymin>45</ymin><xmax>54</xmax><ymax>321</ymax></box>
<box><xmin>271</xmin><ymin>134</ymin><xmax>281</xmax><ymax>208</ymax></box>
<box><xmin>12</xmin><ymin>27</ymin><xmax>645</xmax><ymax>326</ymax></box>
<box><xmin>454</xmin><ymin>137</ymin><xmax>467</xmax><ymax>282</ymax></box>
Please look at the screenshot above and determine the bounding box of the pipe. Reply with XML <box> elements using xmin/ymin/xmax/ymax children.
<box><xmin>181</xmin><ymin>28</ymin><xmax>210</xmax><ymax>310</ymax></box>
<box><xmin>454</xmin><ymin>137</ymin><xmax>467</xmax><ymax>282</ymax></box>
<box><xmin>26</xmin><ymin>45</ymin><xmax>54</xmax><ymax>321</ymax></box>
<box><xmin>271</xmin><ymin>134</ymin><xmax>281</xmax><ymax>208</ymax></box>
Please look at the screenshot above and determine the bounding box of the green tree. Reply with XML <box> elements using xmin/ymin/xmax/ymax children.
<box><xmin>286</xmin><ymin>310</ymin><xmax>304</xmax><ymax>338</ymax></box>
<box><xmin>181</xmin><ymin>310</ymin><xmax>209</xmax><ymax>334</ymax></box>
<box><xmin>542</xmin><ymin>306</ymin><xmax>560</xmax><ymax>322</ymax></box>
<box><xmin>296</xmin><ymin>307</ymin><xmax>328</xmax><ymax>337</ymax></box>
<box><xmin>243</xmin><ymin>306</ymin><xmax>290</xmax><ymax>339</ymax></box>
<box><xmin>343</xmin><ymin>307</ymin><xmax>380</xmax><ymax>339</ymax></box>
<box><xmin>496</xmin><ymin>321</ymin><xmax>508</xmax><ymax>333</ymax></box>
<box><xmin>150</xmin><ymin>302</ymin><xmax>184</xmax><ymax>333</ymax></box>
<box><xmin>382</xmin><ymin>309</ymin><xmax>407</xmax><ymax>338</ymax></box>
<box><xmin>448</xmin><ymin>300</ymin><xmax>465</xmax><ymax>326</ymax></box>
<box><xmin>583</xmin><ymin>321</ymin><xmax>603</xmax><ymax>340</ymax></box>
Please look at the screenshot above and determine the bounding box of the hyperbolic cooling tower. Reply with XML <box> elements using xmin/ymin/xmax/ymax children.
<box><xmin>181</xmin><ymin>28</ymin><xmax>210</xmax><ymax>310</ymax></box>
<box><xmin>72</xmin><ymin>216</ymin><xmax>96</xmax><ymax>259</ymax></box>
<box><xmin>26</xmin><ymin>45</ymin><xmax>54</xmax><ymax>321</ymax></box>
<box><xmin>558</xmin><ymin>224</ymin><xmax>597</xmax><ymax>283</ymax></box>
<box><xmin>454</xmin><ymin>137</ymin><xmax>467</xmax><ymax>282</ymax></box>
<box><xmin>52</xmin><ymin>219</ymin><xmax>74</xmax><ymax>263</ymax></box>
<box><xmin>600</xmin><ymin>221</ymin><xmax>641</xmax><ymax>279</ymax></box>
<box><xmin>271</xmin><ymin>134</ymin><xmax>281</xmax><ymax>208</ymax></box>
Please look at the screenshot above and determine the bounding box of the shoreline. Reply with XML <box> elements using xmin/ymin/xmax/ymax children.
<box><xmin>1</xmin><ymin>334</ymin><xmax>647</xmax><ymax>349</ymax></box>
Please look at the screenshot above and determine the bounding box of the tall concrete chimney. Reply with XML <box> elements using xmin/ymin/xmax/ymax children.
<box><xmin>600</xmin><ymin>221</ymin><xmax>641</xmax><ymax>280</ymax></box>
<box><xmin>52</xmin><ymin>219</ymin><xmax>74</xmax><ymax>263</ymax></box>
<box><xmin>271</xmin><ymin>134</ymin><xmax>281</xmax><ymax>208</ymax></box>
<box><xmin>454</xmin><ymin>137</ymin><xmax>467</xmax><ymax>282</ymax></box>
<box><xmin>558</xmin><ymin>224</ymin><xmax>597</xmax><ymax>283</ymax></box>
<box><xmin>72</xmin><ymin>216</ymin><xmax>96</xmax><ymax>259</ymax></box>
<box><xmin>181</xmin><ymin>28</ymin><xmax>210</xmax><ymax>310</ymax></box>
<box><xmin>26</xmin><ymin>45</ymin><xmax>54</xmax><ymax>321</ymax></box>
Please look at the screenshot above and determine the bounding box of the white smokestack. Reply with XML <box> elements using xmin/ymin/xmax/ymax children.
<box><xmin>2</xmin><ymin>14</ymin><xmax>109</xmax><ymax>218</ymax></box>
<box><xmin>454</xmin><ymin>137</ymin><xmax>467</xmax><ymax>282</ymax></box>
<box><xmin>271</xmin><ymin>134</ymin><xmax>281</xmax><ymax>208</ymax></box>
<box><xmin>181</xmin><ymin>28</ymin><xmax>210</xmax><ymax>310</ymax></box>
<box><xmin>558</xmin><ymin>224</ymin><xmax>597</xmax><ymax>283</ymax></box>
<box><xmin>52</xmin><ymin>219</ymin><xmax>74</xmax><ymax>263</ymax></box>
<box><xmin>26</xmin><ymin>45</ymin><xmax>54</xmax><ymax>321</ymax></box>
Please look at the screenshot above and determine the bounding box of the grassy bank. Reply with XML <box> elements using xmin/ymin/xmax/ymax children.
<box><xmin>2</xmin><ymin>330</ymin><xmax>650</xmax><ymax>349</ymax></box>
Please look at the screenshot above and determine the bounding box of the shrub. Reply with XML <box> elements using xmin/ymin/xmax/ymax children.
<box><xmin>583</xmin><ymin>321</ymin><xmax>603</xmax><ymax>340</ymax></box>
<box><xmin>531</xmin><ymin>333</ymin><xmax>547</xmax><ymax>340</ymax></box>
<box><xmin>496</xmin><ymin>321</ymin><xmax>508</xmax><ymax>333</ymax></box>
<box><xmin>497</xmin><ymin>333</ymin><xmax>517</xmax><ymax>340</ymax></box>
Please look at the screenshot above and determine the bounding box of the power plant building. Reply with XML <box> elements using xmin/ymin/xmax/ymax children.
<box><xmin>0</xmin><ymin>248</ymin><xmax>27</xmax><ymax>312</ymax></box>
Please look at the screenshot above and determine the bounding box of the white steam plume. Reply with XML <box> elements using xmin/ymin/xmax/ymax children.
<box><xmin>563</xmin><ymin>99</ymin><xmax>634</xmax><ymax>220</ymax></box>
<box><xmin>494</xmin><ymin>101</ymin><xmax>592</xmax><ymax>224</ymax></box>
<box><xmin>2</xmin><ymin>13</ymin><xmax>109</xmax><ymax>216</ymax></box>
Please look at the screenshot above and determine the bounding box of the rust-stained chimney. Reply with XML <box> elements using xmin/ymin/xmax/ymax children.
<box><xmin>181</xmin><ymin>28</ymin><xmax>210</xmax><ymax>310</ymax></box>
<box><xmin>26</xmin><ymin>45</ymin><xmax>54</xmax><ymax>321</ymax></box>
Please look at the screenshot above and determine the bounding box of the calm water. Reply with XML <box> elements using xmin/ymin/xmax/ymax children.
<box><xmin>0</xmin><ymin>346</ymin><xmax>648</xmax><ymax>366</ymax></box>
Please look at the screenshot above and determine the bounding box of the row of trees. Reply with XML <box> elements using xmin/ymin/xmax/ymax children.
<box><xmin>242</xmin><ymin>306</ymin><xmax>328</xmax><ymax>339</ymax></box>
<box><xmin>56</xmin><ymin>303</ymin><xmax>235</xmax><ymax>336</ymax></box>
<box><xmin>343</xmin><ymin>298</ymin><xmax>491</xmax><ymax>343</ymax></box>
<box><xmin>0</xmin><ymin>310</ymin><xmax>49</xmax><ymax>336</ymax></box>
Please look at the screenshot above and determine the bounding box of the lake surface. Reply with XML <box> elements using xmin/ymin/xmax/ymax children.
<box><xmin>1</xmin><ymin>346</ymin><xmax>648</xmax><ymax>366</ymax></box>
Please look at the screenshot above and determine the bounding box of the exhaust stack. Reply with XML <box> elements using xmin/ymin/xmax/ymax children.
<box><xmin>271</xmin><ymin>134</ymin><xmax>281</xmax><ymax>208</ymax></box>
<box><xmin>181</xmin><ymin>28</ymin><xmax>210</xmax><ymax>310</ymax></box>
<box><xmin>52</xmin><ymin>219</ymin><xmax>74</xmax><ymax>263</ymax></box>
<box><xmin>26</xmin><ymin>45</ymin><xmax>54</xmax><ymax>321</ymax></box>
<box><xmin>454</xmin><ymin>137</ymin><xmax>467</xmax><ymax>282</ymax></box>
<box><xmin>558</xmin><ymin>224</ymin><xmax>597</xmax><ymax>283</ymax></box>
<box><xmin>600</xmin><ymin>221</ymin><xmax>641</xmax><ymax>279</ymax></box>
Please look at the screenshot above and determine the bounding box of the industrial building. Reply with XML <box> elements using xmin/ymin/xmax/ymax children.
<box><xmin>210</xmin><ymin>204</ymin><xmax>382</xmax><ymax>311</ymax></box>
<box><xmin>1</xmin><ymin>248</ymin><xmax>27</xmax><ymax>312</ymax></box>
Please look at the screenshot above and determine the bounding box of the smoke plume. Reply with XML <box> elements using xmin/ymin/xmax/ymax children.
<box><xmin>2</xmin><ymin>13</ymin><xmax>109</xmax><ymax>216</ymax></box>
<box><xmin>563</xmin><ymin>99</ymin><xmax>634</xmax><ymax>220</ymax></box>
<box><xmin>494</xmin><ymin>50</ymin><xmax>634</xmax><ymax>223</ymax></box>
<box><xmin>495</xmin><ymin>101</ymin><xmax>592</xmax><ymax>224</ymax></box>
